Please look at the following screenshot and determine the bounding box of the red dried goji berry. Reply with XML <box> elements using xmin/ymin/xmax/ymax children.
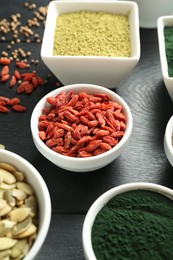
<box><xmin>93</xmin><ymin>148</ymin><xmax>107</xmax><ymax>156</ymax></box>
<box><xmin>7</xmin><ymin>97</ymin><xmax>20</xmax><ymax>106</ymax></box>
<box><xmin>1</xmin><ymin>65</ymin><xmax>9</xmax><ymax>76</ymax></box>
<box><xmin>9</xmin><ymin>75</ymin><xmax>17</xmax><ymax>88</ymax></box>
<box><xmin>102</xmin><ymin>136</ymin><xmax>118</xmax><ymax>146</ymax></box>
<box><xmin>110</xmin><ymin>131</ymin><xmax>124</xmax><ymax>139</ymax></box>
<box><xmin>24</xmin><ymin>83</ymin><xmax>34</xmax><ymax>94</ymax></box>
<box><xmin>99</xmin><ymin>142</ymin><xmax>112</xmax><ymax>150</ymax></box>
<box><xmin>78</xmin><ymin>151</ymin><xmax>92</xmax><ymax>158</ymax></box>
<box><xmin>15</xmin><ymin>61</ymin><xmax>27</xmax><ymax>69</ymax></box>
<box><xmin>84</xmin><ymin>140</ymin><xmax>102</xmax><ymax>152</ymax></box>
<box><xmin>37</xmin><ymin>76</ymin><xmax>44</xmax><ymax>86</ymax></box>
<box><xmin>96</xmin><ymin>112</ymin><xmax>106</xmax><ymax>127</ymax></box>
<box><xmin>0</xmin><ymin>96</ymin><xmax>9</xmax><ymax>103</ymax></box>
<box><xmin>39</xmin><ymin>131</ymin><xmax>46</xmax><ymax>141</ymax></box>
<box><xmin>21</xmin><ymin>73</ymin><xmax>35</xmax><ymax>82</ymax></box>
<box><xmin>32</xmin><ymin>76</ymin><xmax>38</xmax><ymax>88</ymax></box>
<box><xmin>12</xmin><ymin>104</ymin><xmax>26</xmax><ymax>112</ymax></box>
<box><xmin>1</xmin><ymin>74</ymin><xmax>10</xmax><ymax>82</ymax></box>
<box><xmin>16</xmin><ymin>81</ymin><xmax>30</xmax><ymax>94</ymax></box>
<box><xmin>0</xmin><ymin>105</ymin><xmax>9</xmax><ymax>113</ymax></box>
<box><xmin>94</xmin><ymin>93</ymin><xmax>110</xmax><ymax>101</ymax></box>
<box><xmin>0</xmin><ymin>58</ymin><xmax>11</xmax><ymax>65</ymax></box>
<box><xmin>77</xmin><ymin>135</ymin><xmax>92</xmax><ymax>145</ymax></box>
<box><xmin>64</xmin><ymin>131</ymin><xmax>72</xmax><ymax>148</ymax></box>
<box><xmin>0</xmin><ymin>101</ymin><xmax>6</xmax><ymax>106</ymax></box>
<box><xmin>63</xmin><ymin>110</ymin><xmax>77</xmax><ymax>123</ymax></box>
<box><xmin>14</xmin><ymin>70</ymin><xmax>21</xmax><ymax>80</ymax></box>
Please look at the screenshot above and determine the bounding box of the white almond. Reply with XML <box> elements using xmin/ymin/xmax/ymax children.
<box><xmin>0</xmin><ymin>220</ymin><xmax>15</xmax><ymax>236</ymax></box>
<box><xmin>0</xmin><ymin>183</ymin><xmax>16</xmax><ymax>190</ymax></box>
<box><xmin>11</xmin><ymin>238</ymin><xmax>29</xmax><ymax>258</ymax></box>
<box><xmin>13</xmin><ymin>216</ymin><xmax>32</xmax><ymax>236</ymax></box>
<box><xmin>16</xmin><ymin>182</ymin><xmax>33</xmax><ymax>195</ymax></box>
<box><xmin>0</xmin><ymin>250</ymin><xmax>11</xmax><ymax>259</ymax></box>
<box><xmin>0</xmin><ymin>168</ymin><xmax>16</xmax><ymax>184</ymax></box>
<box><xmin>13</xmin><ymin>171</ymin><xmax>24</xmax><ymax>181</ymax></box>
<box><xmin>12</xmin><ymin>188</ymin><xmax>27</xmax><ymax>201</ymax></box>
<box><xmin>0</xmin><ymin>204</ymin><xmax>12</xmax><ymax>217</ymax></box>
<box><xmin>14</xmin><ymin>224</ymin><xmax>37</xmax><ymax>238</ymax></box>
<box><xmin>9</xmin><ymin>208</ymin><xmax>31</xmax><ymax>223</ymax></box>
<box><xmin>0</xmin><ymin>163</ymin><xmax>16</xmax><ymax>173</ymax></box>
<box><xmin>0</xmin><ymin>237</ymin><xmax>17</xmax><ymax>250</ymax></box>
<box><xmin>4</xmin><ymin>190</ymin><xmax>15</xmax><ymax>207</ymax></box>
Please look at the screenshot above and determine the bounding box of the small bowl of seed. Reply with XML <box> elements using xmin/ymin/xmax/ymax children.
<box><xmin>164</xmin><ymin>115</ymin><xmax>173</xmax><ymax>167</ymax></box>
<box><xmin>30</xmin><ymin>83</ymin><xmax>133</xmax><ymax>172</ymax></box>
<box><xmin>0</xmin><ymin>148</ymin><xmax>51</xmax><ymax>260</ymax></box>
<box><xmin>83</xmin><ymin>182</ymin><xmax>173</xmax><ymax>259</ymax></box>
<box><xmin>41</xmin><ymin>0</ymin><xmax>140</xmax><ymax>88</ymax></box>
<box><xmin>157</xmin><ymin>16</ymin><xmax>173</xmax><ymax>101</ymax></box>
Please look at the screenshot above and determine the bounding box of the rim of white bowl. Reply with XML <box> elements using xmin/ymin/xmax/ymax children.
<box><xmin>31</xmin><ymin>84</ymin><xmax>133</xmax><ymax>163</ymax></box>
<box><xmin>82</xmin><ymin>182</ymin><xmax>173</xmax><ymax>260</ymax></box>
<box><xmin>0</xmin><ymin>149</ymin><xmax>51</xmax><ymax>260</ymax></box>
<box><xmin>164</xmin><ymin>115</ymin><xmax>173</xmax><ymax>165</ymax></box>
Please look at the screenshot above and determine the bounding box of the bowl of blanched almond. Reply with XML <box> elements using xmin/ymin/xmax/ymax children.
<box><xmin>0</xmin><ymin>148</ymin><xmax>51</xmax><ymax>260</ymax></box>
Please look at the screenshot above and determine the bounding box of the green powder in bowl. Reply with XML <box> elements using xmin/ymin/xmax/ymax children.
<box><xmin>92</xmin><ymin>189</ymin><xmax>173</xmax><ymax>259</ymax></box>
<box><xmin>53</xmin><ymin>11</ymin><xmax>131</xmax><ymax>57</ymax></box>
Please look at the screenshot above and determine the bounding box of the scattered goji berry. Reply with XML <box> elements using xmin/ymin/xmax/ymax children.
<box><xmin>0</xmin><ymin>105</ymin><xmax>9</xmax><ymax>113</ymax></box>
<box><xmin>7</xmin><ymin>97</ymin><xmax>20</xmax><ymax>106</ymax></box>
<box><xmin>14</xmin><ymin>70</ymin><xmax>21</xmax><ymax>80</ymax></box>
<box><xmin>21</xmin><ymin>73</ymin><xmax>35</xmax><ymax>82</ymax></box>
<box><xmin>0</xmin><ymin>101</ymin><xmax>6</xmax><ymax>106</ymax></box>
<box><xmin>0</xmin><ymin>58</ymin><xmax>11</xmax><ymax>65</ymax></box>
<box><xmin>37</xmin><ymin>76</ymin><xmax>44</xmax><ymax>86</ymax></box>
<box><xmin>0</xmin><ymin>96</ymin><xmax>9</xmax><ymax>103</ymax></box>
<box><xmin>12</xmin><ymin>104</ymin><xmax>26</xmax><ymax>112</ymax></box>
<box><xmin>1</xmin><ymin>66</ymin><xmax>9</xmax><ymax>76</ymax></box>
<box><xmin>32</xmin><ymin>76</ymin><xmax>38</xmax><ymax>88</ymax></box>
<box><xmin>24</xmin><ymin>83</ymin><xmax>34</xmax><ymax>94</ymax></box>
<box><xmin>9</xmin><ymin>75</ymin><xmax>17</xmax><ymax>88</ymax></box>
<box><xmin>1</xmin><ymin>74</ymin><xmax>10</xmax><ymax>82</ymax></box>
<box><xmin>16</xmin><ymin>81</ymin><xmax>29</xmax><ymax>94</ymax></box>
<box><xmin>15</xmin><ymin>61</ymin><xmax>27</xmax><ymax>69</ymax></box>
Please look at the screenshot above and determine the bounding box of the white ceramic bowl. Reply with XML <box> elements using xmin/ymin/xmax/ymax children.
<box><xmin>41</xmin><ymin>0</ymin><xmax>140</xmax><ymax>88</ymax></box>
<box><xmin>82</xmin><ymin>182</ymin><xmax>173</xmax><ymax>260</ymax></box>
<box><xmin>30</xmin><ymin>84</ymin><xmax>133</xmax><ymax>172</ymax></box>
<box><xmin>123</xmin><ymin>0</ymin><xmax>173</xmax><ymax>28</ymax></box>
<box><xmin>0</xmin><ymin>148</ymin><xmax>51</xmax><ymax>260</ymax></box>
<box><xmin>157</xmin><ymin>16</ymin><xmax>173</xmax><ymax>101</ymax></box>
<box><xmin>164</xmin><ymin>115</ymin><xmax>173</xmax><ymax>167</ymax></box>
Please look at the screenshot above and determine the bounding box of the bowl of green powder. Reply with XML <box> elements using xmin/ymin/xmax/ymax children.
<box><xmin>157</xmin><ymin>16</ymin><xmax>173</xmax><ymax>102</ymax></box>
<box><xmin>41</xmin><ymin>0</ymin><xmax>140</xmax><ymax>88</ymax></box>
<box><xmin>83</xmin><ymin>182</ymin><xmax>173</xmax><ymax>259</ymax></box>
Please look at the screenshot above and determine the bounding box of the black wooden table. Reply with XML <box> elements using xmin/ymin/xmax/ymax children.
<box><xmin>0</xmin><ymin>1</ymin><xmax>173</xmax><ymax>259</ymax></box>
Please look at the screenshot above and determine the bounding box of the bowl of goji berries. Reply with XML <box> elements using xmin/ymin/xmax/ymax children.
<box><xmin>30</xmin><ymin>84</ymin><xmax>133</xmax><ymax>172</ymax></box>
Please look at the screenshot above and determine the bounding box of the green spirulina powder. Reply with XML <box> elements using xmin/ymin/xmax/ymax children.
<box><xmin>53</xmin><ymin>11</ymin><xmax>130</xmax><ymax>57</ymax></box>
<box><xmin>164</xmin><ymin>26</ymin><xmax>173</xmax><ymax>77</ymax></box>
<box><xmin>92</xmin><ymin>190</ymin><xmax>173</xmax><ymax>260</ymax></box>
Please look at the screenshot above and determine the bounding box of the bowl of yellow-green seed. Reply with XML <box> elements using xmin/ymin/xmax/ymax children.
<box><xmin>41</xmin><ymin>0</ymin><xmax>140</xmax><ymax>88</ymax></box>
